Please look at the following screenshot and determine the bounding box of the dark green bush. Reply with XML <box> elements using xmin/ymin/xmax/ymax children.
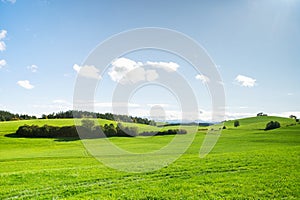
<box><xmin>16</xmin><ymin>125</ymin><xmax>78</xmax><ymax>138</ymax></box>
<box><xmin>265</xmin><ymin>121</ymin><xmax>280</xmax><ymax>131</ymax></box>
<box><xmin>234</xmin><ymin>120</ymin><xmax>240</xmax><ymax>127</ymax></box>
<box><xmin>140</xmin><ymin>129</ymin><xmax>187</xmax><ymax>136</ymax></box>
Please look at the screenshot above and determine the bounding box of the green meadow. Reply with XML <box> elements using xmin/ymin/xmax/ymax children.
<box><xmin>0</xmin><ymin>116</ymin><xmax>299</xmax><ymax>199</ymax></box>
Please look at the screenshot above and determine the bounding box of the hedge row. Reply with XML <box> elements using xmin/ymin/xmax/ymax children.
<box><xmin>15</xmin><ymin>124</ymin><xmax>187</xmax><ymax>138</ymax></box>
<box><xmin>16</xmin><ymin>125</ymin><xmax>92</xmax><ymax>138</ymax></box>
<box><xmin>140</xmin><ymin>129</ymin><xmax>187</xmax><ymax>136</ymax></box>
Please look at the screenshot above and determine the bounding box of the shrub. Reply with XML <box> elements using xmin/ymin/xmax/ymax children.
<box><xmin>116</xmin><ymin>123</ymin><xmax>138</xmax><ymax>137</ymax></box>
<box><xmin>81</xmin><ymin>119</ymin><xmax>95</xmax><ymax>130</ymax></box>
<box><xmin>265</xmin><ymin>121</ymin><xmax>280</xmax><ymax>131</ymax></box>
<box><xmin>234</xmin><ymin>120</ymin><xmax>240</xmax><ymax>127</ymax></box>
<box><xmin>101</xmin><ymin>123</ymin><xmax>117</xmax><ymax>137</ymax></box>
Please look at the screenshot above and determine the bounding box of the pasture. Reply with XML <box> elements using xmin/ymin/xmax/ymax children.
<box><xmin>0</xmin><ymin>116</ymin><xmax>299</xmax><ymax>199</ymax></box>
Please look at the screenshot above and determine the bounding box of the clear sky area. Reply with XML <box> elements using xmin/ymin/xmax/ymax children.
<box><xmin>1</xmin><ymin>0</ymin><xmax>299</xmax><ymax>121</ymax></box>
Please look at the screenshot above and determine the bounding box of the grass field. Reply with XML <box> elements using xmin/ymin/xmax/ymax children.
<box><xmin>0</xmin><ymin>116</ymin><xmax>299</xmax><ymax>199</ymax></box>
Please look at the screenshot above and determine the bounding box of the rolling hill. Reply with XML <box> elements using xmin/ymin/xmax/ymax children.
<box><xmin>0</xmin><ymin>116</ymin><xmax>299</xmax><ymax>199</ymax></box>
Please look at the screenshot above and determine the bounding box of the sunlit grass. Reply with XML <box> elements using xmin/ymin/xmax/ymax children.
<box><xmin>0</xmin><ymin>116</ymin><xmax>299</xmax><ymax>199</ymax></box>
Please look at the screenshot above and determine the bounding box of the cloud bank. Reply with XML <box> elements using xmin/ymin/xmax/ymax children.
<box><xmin>108</xmin><ymin>57</ymin><xmax>179</xmax><ymax>84</ymax></box>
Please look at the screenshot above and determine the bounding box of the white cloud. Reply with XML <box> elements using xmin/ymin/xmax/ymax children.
<box><xmin>0</xmin><ymin>41</ymin><xmax>6</xmax><ymax>51</ymax></box>
<box><xmin>145</xmin><ymin>69</ymin><xmax>159</xmax><ymax>81</ymax></box>
<box><xmin>53</xmin><ymin>99</ymin><xmax>70</xmax><ymax>104</ymax></box>
<box><xmin>73</xmin><ymin>64</ymin><xmax>81</xmax><ymax>73</ymax></box>
<box><xmin>32</xmin><ymin>100</ymin><xmax>72</xmax><ymax>115</ymax></box>
<box><xmin>145</xmin><ymin>61</ymin><xmax>179</xmax><ymax>72</ymax></box>
<box><xmin>287</xmin><ymin>93</ymin><xmax>293</xmax><ymax>96</ymax></box>
<box><xmin>1</xmin><ymin>0</ymin><xmax>16</xmax><ymax>3</ymax></box>
<box><xmin>122</xmin><ymin>67</ymin><xmax>147</xmax><ymax>84</ymax></box>
<box><xmin>224</xmin><ymin>112</ymin><xmax>257</xmax><ymax>120</ymax></box>
<box><xmin>108</xmin><ymin>58</ymin><xmax>140</xmax><ymax>82</ymax></box>
<box><xmin>0</xmin><ymin>59</ymin><xmax>6</xmax><ymax>68</ymax></box>
<box><xmin>95</xmin><ymin>102</ymin><xmax>140</xmax><ymax>108</ymax></box>
<box><xmin>17</xmin><ymin>80</ymin><xmax>34</xmax><ymax>89</ymax></box>
<box><xmin>108</xmin><ymin>57</ymin><xmax>179</xmax><ymax>84</ymax></box>
<box><xmin>235</xmin><ymin>75</ymin><xmax>256</xmax><ymax>87</ymax></box>
<box><xmin>0</xmin><ymin>30</ymin><xmax>7</xmax><ymax>52</ymax></box>
<box><xmin>0</xmin><ymin>30</ymin><xmax>7</xmax><ymax>40</ymax></box>
<box><xmin>73</xmin><ymin>64</ymin><xmax>101</xmax><ymax>80</ymax></box>
<box><xmin>195</xmin><ymin>74</ymin><xmax>210</xmax><ymax>83</ymax></box>
<box><xmin>147</xmin><ymin>103</ymin><xmax>170</xmax><ymax>108</ymax></box>
<box><xmin>268</xmin><ymin>111</ymin><xmax>300</xmax><ymax>118</ymax></box>
<box><xmin>27</xmin><ymin>64</ymin><xmax>38</xmax><ymax>72</ymax></box>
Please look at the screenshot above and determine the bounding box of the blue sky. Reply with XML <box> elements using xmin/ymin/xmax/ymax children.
<box><xmin>0</xmin><ymin>0</ymin><xmax>299</xmax><ymax>121</ymax></box>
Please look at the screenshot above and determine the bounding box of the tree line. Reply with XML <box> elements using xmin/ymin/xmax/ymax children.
<box><xmin>0</xmin><ymin>110</ymin><xmax>156</xmax><ymax>126</ymax></box>
<box><xmin>15</xmin><ymin>120</ymin><xmax>186</xmax><ymax>138</ymax></box>
<box><xmin>0</xmin><ymin>110</ymin><xmax>37</xmax><ymax>121</ymax></box>
<box><xmin>140</xmin><ymin>129</ymin><xmax>187</xmax><ymax>136</ymax></box>
<box><xmin>42</xmin><ymin>110</ymin><xmax>156</xmax><ymax>125</ymax></box>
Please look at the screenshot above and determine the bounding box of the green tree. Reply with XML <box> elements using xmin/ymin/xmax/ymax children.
<box><xmin>234</xmin><ymin>120</ymin><xmax>240</xmax><ymax>127</ymax></box>
<box><xmin>265</xmin><ymin>121</ymin><xmax>280</xmax><ymax>130</ymax></box>
<box><xmin>81</xmin><ymin>119</ymin><xmax>95</xmax><ymax>130</ymax></box>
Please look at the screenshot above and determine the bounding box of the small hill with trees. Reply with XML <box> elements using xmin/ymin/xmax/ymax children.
<box><xmin>224</xmin><ymin>116</ymin><xmax>296</xmax><ymax>130</ymax></box>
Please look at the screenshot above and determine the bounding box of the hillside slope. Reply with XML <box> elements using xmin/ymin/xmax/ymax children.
<box><xmin>224</xmin><ymin>116</ymin><xmax>296</xmax><ymax>130</ymax></box>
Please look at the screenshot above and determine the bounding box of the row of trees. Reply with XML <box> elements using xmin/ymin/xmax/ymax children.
<box><xmin>0</xmin><ymin>110</ymin><xmax>37</xmax><ymax>121</ymax></box>
<box><xmin>41</xmin><ymin>110</ymin><xmax>156</xmax><ymax>126</ymax></box>
<box><xmin>0</xmin><ymin>110</ymin><xmax>156</xmax><ymax>126</ymax></box>
<box><xmin>140</xmin><ymin>129</ymin><xmax>187</xmax><ymax>136</ymax></box>
<box><xmin>15</xmin><ymin>123</ymin><xmax>138</xmax><ymax>138</ymax></box>
<box><xmin>98</xmin><ymin>123</ymin><xmax>138</xmax><ymax>137</ymax></box>
<box><xmin>16</xmin><ymin>125</ymin><xmax>80</xmax><ymax>138</ymax></box>
<box><xmin>15</xmin><ymin>120</ymin><xmax>187</xmax><ymax>138</ymax></box>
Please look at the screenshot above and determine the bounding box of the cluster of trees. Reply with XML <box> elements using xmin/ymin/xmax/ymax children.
<box><xmin>15</xmin><ymin>123</ymin><xmax>137</xmax><ymax>138</ymax></box>
<box><xmin>257</xmin><ymin>112</ymin><xmax>268</xmax><ymax>117</ymax></box>
<box><xmin>140</xmin><ymin>129</ymin><xmax>187</xmax><ymax>136</ymax></box>
<box><xmin>41</xmin><ymin>110</ymin><xmax>156</xmax><ymax>126</ymax></box>
<box><xmin>0</xmin><ymin>110</ymin><xmax>37</xmax><ymax>121</ymax></box>
<box><xmin>15</xmin><ymin>119</ymin><xmax>187</xmax><ymax>138</ymax></box>
<box><xmin>16</xmin><ymin>125</ymin><xmax>80</xmax><ymax>138</ymax></box>
<box><xmin>98</xmin><ymin>123</ymin><xmax>138</xmax><ymax>137</ymax></box>
<box><xmin>289</xmin><ymin>115</ymin><xmax>299</xmax><ymax>122</ymax></box>
<box><xmin>265</xmin><ymin>121</ymin><xmax>281</xmax><ymax>131</ymax></box>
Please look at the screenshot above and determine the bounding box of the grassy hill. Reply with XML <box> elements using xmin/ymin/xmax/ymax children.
<box><xmin>0</xmin><ymin>116</ymin><xmax>299</xmax><ymax>199</ymax></box>
<box><xmin>224</xmin><ymin>116</ymin><xmax>296</xmax><ymax>129</ymax></box>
